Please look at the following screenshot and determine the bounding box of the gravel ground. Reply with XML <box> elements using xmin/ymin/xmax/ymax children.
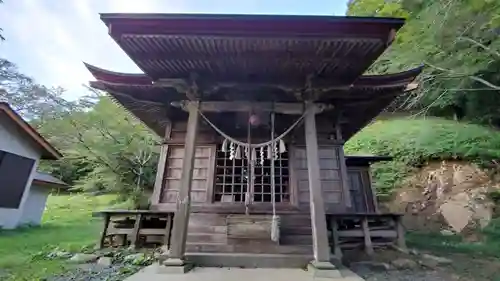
<box><xmin>350</xmin><ymin>264</ymin><xmax>460</xmax><ymax>281</ymax></box>
<box><xmin>47</xmin><ymin>263</ymin><xmax>141</xmax><ymax>281</ymax></box>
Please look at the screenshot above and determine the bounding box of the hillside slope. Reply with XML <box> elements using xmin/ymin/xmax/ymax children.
<box><xmin>345</xmin><ymin>118</ymin><xmax>500</xmax><ymax>196</ymax></box>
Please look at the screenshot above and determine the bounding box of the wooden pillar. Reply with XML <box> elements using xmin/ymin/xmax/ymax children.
<box><xmin>395</xmin><ymin>216</ymin><xmax>407</xmax><ymax>249</ymax></box>
<box><xmin>151</xmin><ymin>122</ymin><xmax>171</xmax><ymax>206</ymax></box>
<box><xmin>130</xmin><ymin>214</ymin><xmax>143</xmax><ymax>248</ymax></box>
<box><xmin>163</xmin><ymin>213</ymin><xmax>173</xmax><ymax>248</ymax></box>
<box><xmin>98</xmin><ymin>214</ymin><xmax>111</xmax><ymax>249</ymax></box>
<box><xmin>304</xmin><ymin>101</ymin><xmax>331</xmax><ymax>263</ymax></box>
<box><xmin>361</xmin><ymin>217</ymin><xmax>374</xmax><ymax>255</ymax></box>
<box><xmin>329</xmin><ymin>217</ymin><xmax>342</xmax><ymax>259</ymax></box>
<box><xmin>165</xmin><ymin>101</ymin><xmax>199</xmax><ymax>264</ymax></box>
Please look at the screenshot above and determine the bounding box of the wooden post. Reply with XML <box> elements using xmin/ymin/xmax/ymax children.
<box><xmin>163</xmin><ymin>213</ymin><xmax>173</xmax><ymax>249</ymax></box>
<box><xmin>395</xmin><ymin>216</ymin><xmax>407</xmax><ymax>249</ymax></box>
<box><xmin>330</xmin><ymin>217</ymin><xmax>342</xmax><ymax>259</ymax></box>
<box><xmin>130</xmin><ymin>214</ymin><xmax>143</xmax><ymax>248</ymax></box>
<box><xmin>304</xmin><ymin>101</ymin><xmax>331</xmax><ymax>263</ymax></box>
<box><xmin>165</xmin><ymin>101</ymin><xmax>199</xmax><ymax>268</ymax></box>
<box><xmin>151</xmin><ymin>122</ymin><xmax>171</xmax><ymax>206</ymax></box>
<box><xmin>361</xmin><ymin>217</ymin><xmax>374</xmax><ymax>255</ymax></box>
<box><xmin>98</xmin><ymin>213</ymin><xmax>111</xmax><ymax>249</ymax></box>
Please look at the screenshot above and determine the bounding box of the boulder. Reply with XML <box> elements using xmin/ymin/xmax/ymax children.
<box><xmin>124</xmin><ymin>253</ymin><xmax>146</xmax><ymax>265</ymax></box>
<box><xmin>68</xmin><ymin>253</ymin><xmax>99</xmax><ymax>264</ymax></box>
<box><xmin>47</xmin><ymin>250</ymin><xmax>73</xmax><ymax>259</ymax></box>
<box><xmin>97</xmin><ymin>257</ymin><xmax>113</xmax><ymax>267</ymax></box>
<box><xmin>387</xmin><ymin>161</ymin><xmax>496</xmax><ymax>238</ymax></box>
<box><xmin>351</xmin><ymin>261</ymin><xmax>391</xmax><ymax>271</ymax></box>
<box><xmin>440</xmin><ymin>229</ymin><xmax>455</xmax><ymax>236</ymax></box>
<box><xmin>421</xmin><ymin>254</ymin><xmax>452</xmax><ymax>265</ymax></box>
<box><xmin>391</xmin><ymin>258</ymin><xmax>418</xmax><ymax>270</ymax></box>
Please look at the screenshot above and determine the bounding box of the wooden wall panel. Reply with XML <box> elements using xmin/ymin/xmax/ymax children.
<box><xmin>160</xmin><ymin>145</ymin><xmax>215</xmax><ymax>204</ymax></box>
<box><xmin>291</xmin><ymin>145</ymin><xmax>346</xmax><ymax>210</ymax></box>
<box><xmin>347</xmin><ymin>167</ymin><xmax>377</xmax><ymax>213</ymax></box>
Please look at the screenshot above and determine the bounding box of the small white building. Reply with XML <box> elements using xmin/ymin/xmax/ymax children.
<box><xmin>0</xmin><ymin>102</ymin><xmax>66</xmax><ymax>229</ymax></box>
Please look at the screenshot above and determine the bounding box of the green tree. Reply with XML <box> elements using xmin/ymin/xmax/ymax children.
<box><xmin>348</xmin><ymin>0</ymin><xmax>500</xmax><ymax>125</ymax></box>
<box><xmin>1</xmin><ymin>59</ymin><xmax>159</xmax><ymax>207</ymax></box>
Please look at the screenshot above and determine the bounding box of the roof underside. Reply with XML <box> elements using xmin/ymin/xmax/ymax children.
<box><xmin>86</xmin><ymin>14</ymin><xmax>422</xmax><ymax>140</ymax></box>
<box><xmin>102</xmin><ymin>13</ymin><xmax>405</xmax><ymax>83</ymax></box>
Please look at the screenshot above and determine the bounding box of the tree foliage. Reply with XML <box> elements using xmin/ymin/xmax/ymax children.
<box><xmin>1</xmin><ymin>58</ymin><xmax>159</xmax><ymax>207</ymax></box>
<box><xmin>348</xmin><ymin>0</ymin><xmax>500</xmax><ymax>125</ymax></box>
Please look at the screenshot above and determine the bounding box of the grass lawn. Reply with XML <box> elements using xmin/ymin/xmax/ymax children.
<box><xmin>0</xmin><ymin>194</ymin><xmax>117</xmax><ymax>281</ymax></box>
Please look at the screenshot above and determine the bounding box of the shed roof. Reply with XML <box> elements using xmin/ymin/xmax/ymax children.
<box><xmin>33</xmin><ymin>171</ymin><xmax>68</xmax><ymax>188</ymax></box>
<box><xmin>345</xmin><ymin>155</ymin><xmax>393</xmax><ymax>166</ymax></box>
<box><xmin>0</xmin><ymin>103</ymin><xmax>62</xmax><ymax>160</ymax></box>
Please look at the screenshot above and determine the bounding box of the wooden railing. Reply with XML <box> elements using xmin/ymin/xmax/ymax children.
<box><xmin>95</xmin><ymin>210</ymin><xmax>174</xmax><ymax>249</ymax></box>
<box><xmin>326</xmin><ymin>213</ymin><xmax>406</xmax><ymax>257</ymax></box>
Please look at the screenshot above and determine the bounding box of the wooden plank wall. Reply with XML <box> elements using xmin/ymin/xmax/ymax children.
<box><xmin>160</xmin><ymin>145</ymin><xmax>215</xmax><ymax>204</ymax></box>
<box><xmin>291</xmin><ymin>146</ymin><xmax>346</xmax><ymax>212</ymax></box>
<box><xmin>346</xmin><ymin>167</ymin><xmax>377</xmax><ymax>213</ymax></box>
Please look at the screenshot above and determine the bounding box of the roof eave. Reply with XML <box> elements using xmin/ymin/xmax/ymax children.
<box><xmin>0</xmin><ymin>103</ymin><xmax>63</xmax><ymax>160</ymax></box>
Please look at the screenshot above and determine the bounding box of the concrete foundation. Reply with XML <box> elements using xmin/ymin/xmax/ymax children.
<box><xmin>125</xmin><ymin>265</ymin><xmax>365</xmax><ymax>281</ymax></box>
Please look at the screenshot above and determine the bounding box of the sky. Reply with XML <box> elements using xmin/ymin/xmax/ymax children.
<box><xmin>0</xmin><ymin>0</ymin><xmax>349</xmax><ymax>99</ymax></box>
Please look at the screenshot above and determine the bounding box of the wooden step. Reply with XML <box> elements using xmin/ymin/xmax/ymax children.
<box><xmin>280</xmin><ymin>235</ymin><xmax>313</xmax><ymax>245</ymax></box>
<box><xmin>280</xmin><ymin>226</ymin><xmax>312</xmax><ymax>235</ymax></box>
<box><xmin>186</xmin><ymin>243</ymin><xmax>313</xmax><ymax>255</ymax></box>
<box><xmin>186</xmin><ymin>252</ymin><xmax>314</xmax><ymax>268</ymax></box>
<box><xmin>187</xmin><ymin>233</ymin><xmax>227</xmax><ymax>244</ymax></box>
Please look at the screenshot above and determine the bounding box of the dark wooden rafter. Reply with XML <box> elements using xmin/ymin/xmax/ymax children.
<box><xmin>120</xmin><ymin>48</ymin><xmax>379</xmax><ymax>64</ymax></box>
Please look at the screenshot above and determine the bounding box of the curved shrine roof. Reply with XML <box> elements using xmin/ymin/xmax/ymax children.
<box><xmin>85</xmin><ymin>63</ymin><xmax>423</xmax><ymax>139</ymax></box>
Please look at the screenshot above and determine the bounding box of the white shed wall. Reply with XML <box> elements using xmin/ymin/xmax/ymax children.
<box><xmin>0</xmin><ymin>114</ymin><xmax>41</xmax><ymax>229</ymax></box>
<box><xmin>19</xmin><ymin>185</ymin><xmax>50</xmax><ymax>226</ymax></box>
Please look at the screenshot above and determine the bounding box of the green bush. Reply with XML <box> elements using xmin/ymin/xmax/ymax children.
<box><xmin>345</xmin><ymin>117</ymin><xmax>500</xmax><ymax>196</ymax></box>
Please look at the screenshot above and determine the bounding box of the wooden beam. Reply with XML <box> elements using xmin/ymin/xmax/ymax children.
<box><xmin>98</xmin><ymin>214</ymin><xmax>111</xmax><ymax>249</ymax></box>
<box><xmin>129</xmin><ymin>49</ymin><xmax>368</xmax><ymax>63</ymax></box>
<box><xmin>151</xmin><ymin>122</ymin><xmax>172</xmax><ymax>205</ymax></box>
<box><xmin>304</xmin><ymin>101</ymin><xmax>331</xmax><ymax>263</ymax></box>
<box><xmin>171</xmin><ymin>101</ymin><xmax>333</xmax><ymax>115</ymax></box>
<box><xmin>168</xmin><ymin>101</ymin><xmax>200</xmax><ymax>260</ymax></box>
<box><xmin>330</xmin><ymin>217</ymin><xmax>342</xmax><ymax>259</ymax></box>
<box><xmin>395</xmin><ymin>216</ymin><xmax>407</xmax><ymax>250</ymax></box>
<box><xmin>361</xmin><ymin>217</ymin><xmax>374</xmax><ymax>255</ymax></box>
<box><xmin>338</xmin><ymin>146</ymin><xmax>352</xmax><ymax>208</ymax></box>
<box><xmin>130</xmin><ymin>214</ymin><xmax>143</xmax><ymax>249</ymax></box>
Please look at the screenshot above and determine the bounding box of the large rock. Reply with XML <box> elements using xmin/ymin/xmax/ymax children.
<box><xmin>391</xmin><ymin>258</ymin><xmax>418</xmax><ymax>270</ymax></box>
<box><xmin>421</xmin><ymin>254</ymin><xmax>452</xmax><ymax>265</ymax></box>
<box><xmin>351</xmin><ymin>261</ymin><xmax>391</xmax><ymax>271</ymax></box>
<box><xmin>97</xmin><ymin>257</ymin><xmax>113</xmax><ymax>267</ymax></box>
<box><xmin>124</xmin><ymin>253</ymin><xmax>147</xmax><ymax>265</ymax></box>
<box><xmin>387</xmin><ymin>161</ymin><xmax>496</xmax><ymax>237</ymax></box>
<box><xmin>68</xmin><ymin>253</ymin><xmax>99</xmax><ymax>264</ymax></box>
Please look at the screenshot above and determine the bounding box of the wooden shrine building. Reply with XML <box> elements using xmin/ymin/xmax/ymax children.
<box><xmin>86</xmin><ymin>14</ymin><xmax>422</xmax><ymax>274</ymax></box>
